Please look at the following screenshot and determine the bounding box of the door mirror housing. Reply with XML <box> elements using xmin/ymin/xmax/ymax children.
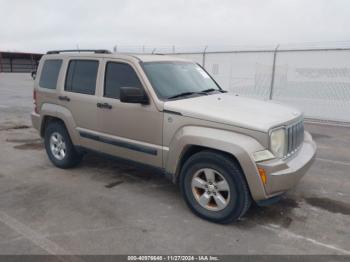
<box><xmin>120</xmin><ymin>87</ymin><xmax>149</xmax><ymax>104</ymax></box>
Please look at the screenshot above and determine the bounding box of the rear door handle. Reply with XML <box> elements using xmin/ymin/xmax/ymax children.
<box><xmin>97</xmin><ymin>102</ymin><xmax>112</xmax><ymax>109</ymax></box>
<box><xmin>58</xmin><ymin>96</ymin><xmax>70</xmax><ymax>102</ymax></box>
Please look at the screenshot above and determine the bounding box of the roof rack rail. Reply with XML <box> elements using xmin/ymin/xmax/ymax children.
<box><xmin>46</xmin><ymin>49</ymin><xmax>112</xmax><ymax>54</ymax></box>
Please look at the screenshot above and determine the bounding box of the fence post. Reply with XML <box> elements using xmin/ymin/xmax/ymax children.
<box><xmin>202</xmin><ymin>46</ymin><xmax>208</xmax><ymax>68</ymax></box>
<box><xmin>31</xmin><ymin>54</ymin><xmax>35</xmax><ymax>71</ymax></box>
<box><xmin>269</xmin><ymin>44</ymin><xmax>279</xmax><ymax>100</ymax></box>
<box><xmin>10</xmin><ymin>57</ymin><xmax>13</xmax><ymax>72</ymax></box>
<box><xmin>0</xmin><ymin>52</ymin><xmax>2</xmax><ymax>73</ymax></box>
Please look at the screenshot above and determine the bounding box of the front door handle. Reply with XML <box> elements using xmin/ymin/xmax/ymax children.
<box><xmin>97</xmin><ymin>102</ymin><xmax>112</xmax><ymax>109</ymax></box>
<box><xmin>58</xmin><ymin>96</ymin><xmax>70</xmax><ymax>102</ymax></box>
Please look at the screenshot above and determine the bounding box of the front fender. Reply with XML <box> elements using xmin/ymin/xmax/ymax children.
<box><xmin>165</xmin><ymin>126</ymin><xmax>268</xmax><ymax>200</ymax></box>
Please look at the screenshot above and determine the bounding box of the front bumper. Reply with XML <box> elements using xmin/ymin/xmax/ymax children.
<box><xmin>256</xmin><ymin>131</ymin><xmax>316</xmax><ymax>197</ymax></box>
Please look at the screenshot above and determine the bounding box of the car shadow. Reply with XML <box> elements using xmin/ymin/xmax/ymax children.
<box><xmin>78</xmin><ymin>152</ymin><xmax>306</xmax><ymax>227</ymax></box>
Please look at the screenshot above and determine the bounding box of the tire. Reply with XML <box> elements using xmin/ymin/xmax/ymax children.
<box><xmin>44</xmin><ymin>121</ymin><xmax>82</xmax><ymax>169</ymax></box>
<box><xmin>180</xmin><ymin>150</ymin><xmax>252</xmax><ymax>224</ymax></box>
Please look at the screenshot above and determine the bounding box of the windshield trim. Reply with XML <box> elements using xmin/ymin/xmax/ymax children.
<box><xmin>139</xmin><ymin>61</ymin><xmax>224</xmax><ymax>101</ymax></box>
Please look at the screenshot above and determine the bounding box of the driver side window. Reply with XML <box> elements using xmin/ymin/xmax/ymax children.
<box><xmin>104</xmin><ymin>62</ymin><xmax>143</xmax><ymax>99</ymax></box>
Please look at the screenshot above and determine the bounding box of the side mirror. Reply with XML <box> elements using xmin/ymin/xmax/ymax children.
<box><xmin>120</xmin><ymin>87</ymin><xmax>149</xmax><ymax>104</ymax></box>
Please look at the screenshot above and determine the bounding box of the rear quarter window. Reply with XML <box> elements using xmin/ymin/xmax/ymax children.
<box><xmin>39</xmin><ymin>59</ymin><xmax>62</xmax><ymax>89</ymax></box>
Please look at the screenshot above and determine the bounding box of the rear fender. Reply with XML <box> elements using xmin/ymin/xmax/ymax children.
<box><xmin>40</xmin><ymin>103</ymin><xmax>80</xmax><ymax>145</ymax></box>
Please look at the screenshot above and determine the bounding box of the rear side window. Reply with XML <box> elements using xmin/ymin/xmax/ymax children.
<box><xmin>39</xmin><ymin>59</ymin><xmax>62</xmax><ymax>89</ymax></box>
<box><xmin>104</xmin><ymin>62</ymin><xmax>142</xmax><ymax>99</ymax></box>
<box><xmin>65</xmin><ymin>60</ymin><xmax>98</xmax><ymax>95</ymax></box>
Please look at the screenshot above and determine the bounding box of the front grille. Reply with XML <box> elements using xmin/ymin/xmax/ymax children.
<box><xmin>286</xmin><ymin>120</ymin><xmax>304</xmax><ymax>157</ymax></box>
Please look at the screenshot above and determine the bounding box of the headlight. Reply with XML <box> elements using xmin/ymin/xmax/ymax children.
<box><xmin>270</xmin><ymin>128</ymin><xmax>287</xmax><ymax>158</ymax></box>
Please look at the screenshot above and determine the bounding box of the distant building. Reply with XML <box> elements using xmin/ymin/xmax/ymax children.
<box><xmin>0</xmin><ymin>51</ymin><xmax>43</xmax><ymax>73</ymax></box>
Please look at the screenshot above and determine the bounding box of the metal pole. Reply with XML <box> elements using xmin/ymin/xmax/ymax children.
<box><xmin>0</xmin><ymin>52</ymin><xmax>3</xmax><ymax>73</ymax></box>
<box><xmin>269</xmin><ymin>44</ymin><xmax>279</xmax><ymax>100</ymax></box>
<box><xmin>31</xmin><ymin>54</ymin><xmax>35</xmax><ymax>71</ymax></box>
<box><xmin>202</xmin><ymin>45</ymin><xmax>208</xmax><ymax>68</ymax></box>
<box><xmin>10</xmin><ymin>57</ymin><xmax>13</xmax><ymax>72</ymax></box>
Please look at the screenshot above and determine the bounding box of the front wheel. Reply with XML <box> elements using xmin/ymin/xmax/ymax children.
<box><xmin>180</xmin><ymin>150</ymin><xmax>252</xmax><ymax>224</ymax></box>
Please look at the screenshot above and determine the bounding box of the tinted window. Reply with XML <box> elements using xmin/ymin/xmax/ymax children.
<box><xmin>104</xmin><ymin>62</ymin><xmax>142</xmax><ymax>99</ymax></box>
<box><xmin>39</xmin><ymin>59</ymin><xmax>62</xmax><ymax>89</ymax></box>
<box><xmin>65</xmin><ymin>60</ymin><xmax>98</xmax><ymax>95</ymax></box>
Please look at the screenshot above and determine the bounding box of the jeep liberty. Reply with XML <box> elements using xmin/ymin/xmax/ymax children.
<box><xmin>31</xmin><ymin>50</ymin><xmax>316</xmax><ymax>223</ymax></box>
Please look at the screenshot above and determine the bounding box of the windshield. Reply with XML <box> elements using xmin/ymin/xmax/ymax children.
<box><xmin>142</xmin><ymin>61</ymin><xmax>221</xmax><ymax>100</ymax></box>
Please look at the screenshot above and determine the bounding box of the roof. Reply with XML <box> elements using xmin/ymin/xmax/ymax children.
<box><xmin>44</xmin><ymin>51</ymin><xmax>191</xmax><ymax>63</ymax></box>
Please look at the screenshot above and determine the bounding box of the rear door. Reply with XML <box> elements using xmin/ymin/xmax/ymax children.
<box><xmin>58</xmin><ymin>57</ymin><xmax>102</xmax><ymax>150</ymax></box>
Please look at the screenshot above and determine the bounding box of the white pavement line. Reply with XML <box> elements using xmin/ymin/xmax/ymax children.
<box><xmin>262</xmin><ymin>224</ymin><xmax>350</xmax><ymax>255</ymax></box>
<box><xmin>0</xmin><ymin>236</ymin><xmax>24</xmax><ymax>245</ymax></box>
<box><xmin>0</xmin><ymin>211</ymin><xmax>68</xmax><ymax>255</ymax></box>
<box><xmin>42</xmin><ymin>225</ymin><xmax>123</xmax><ymax>238</ymax></box>
<box><xmin>316</xmin><ymin>157</ymin><xmax>350</xmax><ymax>166</ymax></box>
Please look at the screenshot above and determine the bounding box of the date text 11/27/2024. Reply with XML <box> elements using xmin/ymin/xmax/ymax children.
<box><xmin>127</xmin><ymin>256</ymin><xmax>220</xmax><ymax>261</ymax></box>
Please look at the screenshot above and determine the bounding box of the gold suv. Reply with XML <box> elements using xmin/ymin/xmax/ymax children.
<box><xmin>31</xmin><ymin>50</ymin><xmax>316</xmax><ymax>223</ymax></box>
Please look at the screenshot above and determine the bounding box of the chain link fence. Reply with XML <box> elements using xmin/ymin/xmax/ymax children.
<box><xmin>115</xmin><ymin>43</ymin><xmax>350</xmax><ymax>123</ymax></box>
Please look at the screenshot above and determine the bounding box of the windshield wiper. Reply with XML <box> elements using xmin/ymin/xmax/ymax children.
<box><xmin>168</xmin><ymin>89</ymin><xmax>225</xmax><ymax>100</ymax></box>
<box><xmin>201</xmin><ymin>88</ymin><xmax>216</xmax><ymax>93</ymax></box>
<box><xmin>201</xmin><ymin>88</ymin><xmax>220</xmax><ymax>93</ymax></box>
<box><xmin>201</xmin><ymin>88</ymin><xmax>227</xmax><ymax>93</ymax></box>
<box><xmin>168</xmin><ymin>91</ymin><xmax>202</xmax><ymax>100</ymax></box>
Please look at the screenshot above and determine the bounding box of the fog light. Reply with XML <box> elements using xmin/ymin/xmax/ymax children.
<box><xmin>258</xmin><ymin>168</ymin><xmax>267</xmax><ymax>185</ymax></box>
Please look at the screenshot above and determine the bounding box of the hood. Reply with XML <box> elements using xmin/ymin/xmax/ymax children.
<box><xmin>164</xmin><ymin>93</ymin><xmax>302</xmax><ymax>132</ymax></box>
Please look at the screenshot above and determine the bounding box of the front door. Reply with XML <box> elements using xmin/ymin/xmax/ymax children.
<box><xmin>95</xmin><ymin>59</ymin><xmax>163</xmax><ymax>167</ymax></box>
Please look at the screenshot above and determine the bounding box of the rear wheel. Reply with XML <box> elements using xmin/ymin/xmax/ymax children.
<box><xmin>44</xmin><ymin>121</ymin><xmax>82</xmax><ymax>168</ymax></box>
<box><xmin>180</xmin><ymin>150</ymin><xmax>251</xmax><ymax>223</ymax></box>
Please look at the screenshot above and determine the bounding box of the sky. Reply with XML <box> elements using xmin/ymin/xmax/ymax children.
<box><xmin>0</xmin><ymin>0</ymin><xmax>349</xmax><ymax>53</ymax></box>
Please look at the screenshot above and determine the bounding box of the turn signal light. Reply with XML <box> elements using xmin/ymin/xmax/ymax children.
<box><xmin>258</xmin><ymin>167</ymin><xmax>267</xmax><ymax>185</ymax></box>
